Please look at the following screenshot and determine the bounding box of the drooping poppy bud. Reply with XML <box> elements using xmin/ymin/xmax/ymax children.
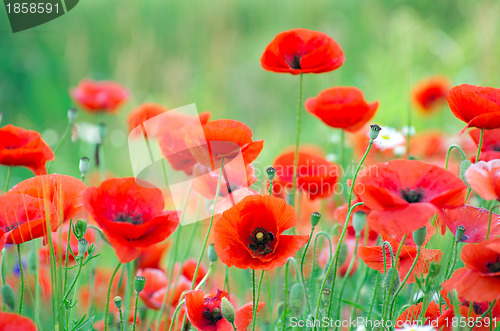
<box><xmin>1</xmin><ymin>284</ymin><xmax>15</xmax><ymax>310</ymax></box>
<box><xmin>289</xmin><ymin>283</ymin><xmax>305</xmax><ymax>316</ymax></box>
<box><xmin>220</xmin><ymin>297</ymin><xmax>235</xmax><ymax>323</ymax></box>
<box><xmin>208</xmin><ymin>244</ymin><xmax>218</xmax><ymax>263</ymax></box>
<box><xmin>384</xmin><ymin>268</ymin><xmax>400</xmax><ymax>296</ymax></box>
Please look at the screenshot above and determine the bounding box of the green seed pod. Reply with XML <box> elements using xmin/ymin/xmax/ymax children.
<box><xmin>266</xmin><ymin>166</ymin><xmax>276</xmax><ymax>181</ymax></box>
<box><xmin>412</xmin><ymin>226</ymin><xmax>427</xmax><ymax>247</ymax></box>
<box><xmin>208</xmin><ymin>244</ymin><xmax>218</xmax><ymax>263</ymax></box>
<box><xmin>221</xmin><ymin>297</ymin><xmax>235</xmax><ymax>323</ymax></box>
<box><xmin>369</xmin><ymin>124</ymin><xmax>382</xmax><ymax>140</ymax></box>
<box><xmin>352</xmin><ymin>211</ymin><xmax>366</xmax><ymax>234</ymax></box>
<box><xmin>134</xmin><ymin>276</ymin><xmax>146</xmax><ymax>293</ymax></box>
<box><xmin>459</xmin><ymin>159</ymin><xmax>472</xmax><ymax>183</ymax></box>
<box><xmin>455</xmin><ymin>225</ymin><xmax>466</xmax><ymax>243</ymax></box>
<box><xmin>67</xmin><ymin>107</ymin><xmax>78</xmax><ymax>123</ymax></box>
<box><xmin>113</xmin><ymin>296</ymin><xmax>122</xmax><ymax>309</ymax></box>
<box><xmin>384</xmin><ymin>267</ymin><xmax>400</xmax><ymax>296</ymax></box>
<box><xmin>310</xmin><ymin>212</ymin><xmax>321</xmax><ymax>227</ymax></box>
<box><xmin>1</xmin><ymin>284</ymin><xmax>15</xmax><ymax>310</ymax></box>
<box><xmin>78</xmin><ymin>239</ymin><xmax>89</xmax><ymax>258</ymax></box>
<box><xmin>289</xmin><ymin>283</ymin><xmax>305</xmax><ymax>317</ymax></box>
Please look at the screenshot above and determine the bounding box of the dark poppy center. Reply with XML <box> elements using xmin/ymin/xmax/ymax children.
<box><xmin>286</xmin><ymin>55</ymin><xmax>302</xmax><ymax>69</ymax></box>
<box><xmin>487</xmin><ymin>259</ymin><xmax>500</xmax><ymax>273</ymax></box>
<box><xmin>115</xmin><ymin>213</ymin><xmax>143</xmax><ymax>225</ymax></box>
<box><xmin>493</xmin><ymin>145</ymin><xmax>500</xmax><ymax>152</ymax></box>
<box><xmin>202</xmin><ymin>307</ymin><xmax>223</xmax><ymax>325</ymax></box>
<box><xmin>400</xmin><ymin>188</ymin><xmax>425</xmax><ymax>203</ymax></box>
<box><xmin>248</xmin><ymin>227</ymin><xmax>275</xmax><ymax>257</ymax></box>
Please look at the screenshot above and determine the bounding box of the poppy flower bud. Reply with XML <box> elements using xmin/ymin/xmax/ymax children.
<box><xmin>266</xmin><ymin>166</ymin><xmax>276</xmax><ymax>181</ymax></box>
<box><xmin>455</xmin><ymin>225</ymin><xmax>466</xmax><ymax>242</ymax></box>
<box><xmin>321</xmin><ymin>288</ymin><xmax>331</xmax><ymax>305</ymax></box>
<box><xmin>113</xmin><ymin>296</ymin><xmax>122</xmax><ymax>309</ymax></box>
<box><xmin>1</xmin><ymin>284</ymin><xmax>15</xmax><ymax>310</ymax></box>
<box><xmin>78</xmin><ymin>239</ymin><xmax>89</xmax><ymax>258</ymax></box>
<box><xmin>384</xmin><ymin>268</ymin><xmax>400</xmax><ymax>296</ymax></box>
<box><xmin>289</xmin><ymin>283</ymin><xmax>305</xmax><ymax>316</ymax></box>
<box><xmin>352</xmin><ymin>211</ymin><xmax>366</xmax><ymax>234</ymax></box>
<box><xmin>97</xmin><ymin>122</ymin><xmax>107</xmax><ymax>144</ymax></box>
<box><xmin>134</xmin><ymin>276</ymin><xmax>146</xmax><ymax>293</ymax></box>
<box><xmin>311</xmin><ymin>212</ymin><xmax>321</xmax><ymax>227</ymax></box>
<box><xmin>73</xmin><ymin>219</ymin><xmax>87</xmax><ymax>240</ymax></box>
<box><xmin>459</xmin><ymin>159</ymin><xmax>472</xmax><ymax>183</ymax></box>
<box><xmin>220</xmin><ymin>297</ymin><xmax>235</xmax><ymax>323</ymax></box>
<box><xmin>79</xmin><ymin>157</ymin><xmax>90</xmax><ymax>179</ymax></box>
<box><xmin>412</xmin><ymin>226</ymin><xmax>427</xmax><ymax>247</ymax></box>
<box><xmin>68</xmin><ymin>107</ymin><xmax>78</xmax><ymax>123</ymax></box>
<box><xmin>369</xmin><ymin>124</ymin><xmax>382</xmax><ymax>141</ymax></box>
<box><xmin>208</xmin><ymin>244</ymin><xmax>218</xmax><ymax>263</ymax></box>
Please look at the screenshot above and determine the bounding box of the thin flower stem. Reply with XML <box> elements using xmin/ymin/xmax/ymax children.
<box><xmin>251</xmin><ymin>270</ymin><xmax>265</xmax><ymax>331</ymax></box>
<box><xmin>366</xmin><ymin>272</ymin><xmax>380</xmax><ymax>321</ymax></box>
<box><xmin>17</xmin><ymin>244</ymin><xmax>24</xmax><ymax>314</ymax></box>
<box><xmin>314</xmin><ymin>202</ymin><xmax>363</xmax><ymax>326</ymax></box>
<box><xmin>63</xmin><ymin>219</ymin><xmax>73</xmax><ymax>289</ymax></box>
<box><xmin>133</xmin><ymin>291</ymin><xmax>140</xmax><ymax>331</ymax></box>
<box><xmin>156</xmin><ymin>187</ymin><xmax>191</xmax><ymax>331</ymax></box>
<box><xmin>389</xmin><ymin>246</ymin><xmax>422</xmax><ymax>320</ymax></box>
<box><xmin>231</xmin><ymin>322</ymin><xmax>237</xmax><ymax>331</ymax></box>
<box><xmin>444</xmin><ymin>145</ymin><xmax>467</xmax><ymax>170</ymax></box>
<box><xmin>4</xmin><ymin>166</ymin><xmax>11</xmax><ymax>192</ymax></box>
<box><xmin>224</xmin><ymin>265</ymin><xmax>230</xmax><ymax>295</ymax></box>
<box><xmin>299</xmin><ymin>226</ymin><xmax>316</xmax><ymax>313</ymax></box>
<box><xmin>335</xmin><ymin>234</ymin><xmax>360</xmax><ymax>326</ymax></box>
<box><xmin>282</xmin><ymin>261</ymin><xmax>289</xmax><ymax>331</ymax></box>
<box><xmin>195</xmin><ymin>263</ymin><xmax>214</xmax><ymax>290</ymax></box>
<box><xmin>382</xmin><ymin>234</ymin><xmax>408</xmax><ymax>322</ymax></box>
<box><xmin>179</xmin><ymin>158</ymin><xmax>225</xmax><ymax>331</ymax></box>
<box><xmin>486</xmin><ymin>203</ymin><xmax>495</xmax><ymax>240</ymax></box>
<box><xmin>118</xmin><ymin>306</ymin><xmax>124</xmax><ymax>331</ymax></box>
<box><xmin>350</xmin><ymin>264</ymin><xmax>370</xmax><ymax>317</ymax></box>
<box><xmin>104</xmin><ymin>261</ymin><xmax>122</xmax><ymax>331</ymax></box>
<box><xmin>67</xmin><ymin>257</ymin><xmax>84</xmax><ymax>329</ymax></box>
<box><xmin>291</xmin><ymin>73</ymin><xmax>304</xmax><ymax>207</ymax></box>
<box><xmin>469</xmin><ymin>300</ymin><xmax>497</xmax><ymax>331</ymax></box>
<box><xmin>445</xmin><ymin>240</ymin><xmax>458</xmax><ymax>279</ymax></box>
<box><xmin>168</xmin><ymin>299</ymin><xmax>185</xmax><ymax>331</ymax></box>
<box><xmin>339</xmin><ymin>129</ymin><xmax>346</xmax><ymax>169</ymax></box>
<box><xmin>311</xmin><ymin>231</ymin><xmax>333</xmax><ymax>283</ymax></box>
<box><xmin>47</xmin><ymin>122</ymin><xmax>71</xmax><ymax>173</ymax></box>
<box><xmin>59</xmin><ymin>259</ymin><xmax>84</xmax><ymax>310</ymax></box>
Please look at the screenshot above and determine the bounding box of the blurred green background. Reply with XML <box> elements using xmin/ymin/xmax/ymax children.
<box><xmin>1</xmin><ymin>0</ymin><xmax>500</xmax><ymax>183</ymax></box>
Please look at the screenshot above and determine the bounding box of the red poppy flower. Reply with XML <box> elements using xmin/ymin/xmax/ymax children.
<box><xmin>447</xmin><ymin>84</ymin><xmax>500</xmax><ymax>133</ymax></box>
<box><xmin>157</xmin><ymin>111</ymin><xmax>211</xmax><ymax>175</ymax></box>
<box><xmin>71</xmin><ymin>79</ymin><xmax>129</xmax><ymax>114</ymax></box>
<box><xmin>396</xmin><ymin>301</ymin><xmax>443</xmax><ymax>326</ymax></box>
<box><xmin>82</xmin><ymin>177</ymin><xmax>179</xmax><ymax>263</ymax></box>
<box><xmin>182</xmin><ymin>259</ymin><xmax>208</xmax><ymax>285</ymax></box>
<box><xmin>411</xmin><ymin>76</ymin><xmax>450</xmax><ymax>114</ymax></box>
<box><xmin>192</xmin><ymin>162</ymin><xmax>256</xmax><ymax>200</ymax></box>
<box><xmin>305</xmin><ymin>87</ymin><xmax>379</xmax><ymax>132</ymax></box>
<box><xmin>185</xmin><ymin>120</ymin><xmax>263</xmax><ymax>171</ymax></box>
<box><xmin>353</xmin><ymin>159</ymin><xmax>467</xmax><ymax>236</ymax></box>
<box><xmin>465</xmin><ymin>160</ymin><xmax>500</xmax><ymax>202</ymax></box>
<box><xmin>0</xmin><ymin>194</ymin><xmax>59</xmax><ymax>247</ymax></box>
<box><xmin>439</xmin><ymin>205</ymin><xmax>500</xmax><ymax>243</ymax></box>
<box><xmin>470</xmin><ymin>128</ymin><xmax>500</xmax><ymax>162</ymax></box>
<box><xmin>214</xmin><ymin>195</ymin><xmax>308</xmax><ymax>270</ymax></box>
<box><xmin>271</xmin><ymin>149</ymin><xmax>340</xmax><ymax>200</ymax></box>
<box><xmin>260</xmin><ymin>28</ymin><xmax>344</xmax><ymax>75</ymax></box>
<box><xmin>7</xmin><ymin>174</ymin><xmax>86</xmax><ymax>223</ymax></box>
<box><xmin>185</xmin><ymin>289</ymin><xmax>264</xmax><ymax>331</ymax></box>
<box><xmin>359</xmin><ymin>235</ymin><xmax>442</xmax><ymax>284</ymax></box>
<box><xmin>128</xmin><ymin>103</ymin><xmax>168</xmax><ymax>133</ymax></box>
<box><xmin>0</xmin><ymin>124</ymin><xmax>54</xmax><ymax>175</ymax></box>
<box><xmin>437</xmin><ymin>291</ymin><xmax>500</xmax><ymax>331</ymax></box>
<box><xmin>0</xmin><ymin>312</ymin><xmax>37</xmax><ymax>331</ymax></box>
<box><xmin>443</xmin><ymin>238</ymin><xmax>500</xmax><ymax>302</ymax></box>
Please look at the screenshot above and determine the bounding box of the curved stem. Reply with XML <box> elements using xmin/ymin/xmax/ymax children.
<box><xmin>311</xmin><ymin>232</ymin><xmax>333</xmax><ymax>283</ymax></box>
<box><xmin>382</xmin><ymin>234</ymin><xmax>407</xmax><ymax>322</ymax></box>
<box><xmin>444</xmin><ymin>145</ymin><xmax>467</xmax><ymax>170</ymax></box>
<box><xmin>299</xmin><ymin>226</ymin><xmax>315</xmax><ymax>314</ymax></box>
<box><xmin>104</xmin><ymin>261</ymin><xmax>122</xmax><ymax>331</ymax></box>
<box><xmin>291</xmin><ymin>73</ymin><xmax>304</xmax><ymax>207</ymax></box>
<box><xmin>251</xmin><ymin>270</ymin><xmax>265</xmax><ymax>331</ymax></box>
<box><xmin>389</xmin><ymin>246</ymin><xmax>422</xmax><ymax>319</ymax></box>
<box><xmin>168</xmin><ymin>299</ymin><xmax>185</xmax><ymax>331</ymax></box>
<box><xmin>17</xmin><ymin>244</ymin><xmax>24</xmax><ymax>314</ymax></box>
